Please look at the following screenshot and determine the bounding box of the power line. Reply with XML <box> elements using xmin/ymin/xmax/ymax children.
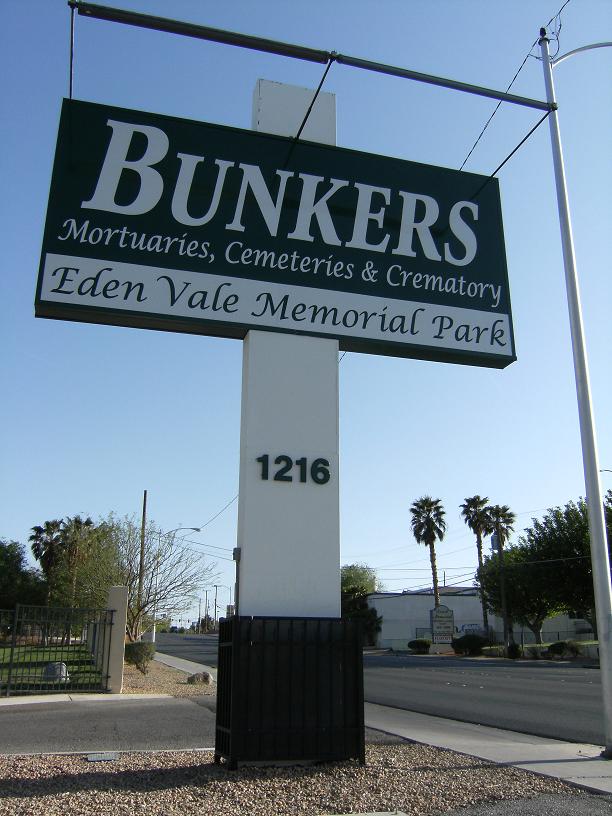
<box><xmin>394</xmin><ymin>572</ymin><xmax>478</xmax><ymax>593</ymax></box>
<box><xmin>179</xmin><ymin>545</ymin><xmax>233</xmax><ymax>562</ymax></box>
<box><xmin>375</xmin><ymin>566</ymin><xmax>475</xmax><ymax>572</ymax></box>
<box><xmin>181</xmin><ymin>537</ymin><xmax>233</xmax><ymax>552</ymax></box>
<box><xmin>197</xmin><ymin>495</ymin><xmax>238</xmax><ymax>531</ymax></box>
<box><xmin>459</xmin><ymin>0</ymin><xmax>572</xmax><ymax>170</ymax></box>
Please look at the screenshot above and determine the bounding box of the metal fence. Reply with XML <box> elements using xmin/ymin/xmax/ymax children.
<box><xmin>0</xmin><ymin>604</ymin><xmax>114</xmax><ymax>697</ymax></box>
<box><xmin>215</xmin><ymin>616</ymin><xmax>365</xmax><ymax>768</ymax></box>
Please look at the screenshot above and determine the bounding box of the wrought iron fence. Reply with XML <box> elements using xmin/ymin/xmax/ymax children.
<box><xmin>0</xmin><ymin>604</ymin><xmax>114</xmax><ymax>697</ymax></box>
<box><xmin>216</xmin><ymin>616</ymin><xmax>365</xmax><ymax>767</ymax></box>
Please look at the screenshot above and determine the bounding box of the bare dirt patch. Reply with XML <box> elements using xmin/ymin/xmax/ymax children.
<box><xmin>122</xmin><ymin>660</ymin><xmax>214</xmax><ymax>698</ymax></box>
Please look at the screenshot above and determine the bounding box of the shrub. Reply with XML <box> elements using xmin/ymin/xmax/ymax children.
<box><xmin>526</xmin><ymin>646</ymin><xmax>541</xmax><ymax>659</ymax></box>
<box><xmin>548</xmin><ymin>639</ymin><xmax>582</xmax><ymax>658</ymax></box>
<box><xmin>407</xmin><ymin>638</ymin><xmax>431</xmax><ymax>654</ymax></box>
<box><xmin>548</xmin><ymin>640</ymin><xmax>568</xmax><ymax>658</ymax></box>
<box><xmin>507</xmin><ymin>642</ymin><xmax>522</xmax><ymax>660</ymax></box>
<box><xmin>566</xmin><ymin>640</ymin><xmax>582</xmax><ymax>657</ymax></box>
<box><xmin>451</xmin><ymin>634</ymin><xmax>487</xmax><ymax>656</ymax></box>
<box><xmin>124</xmin><ymin>641</ymin><xmax>156</xmax><ymax>675</ymax></box>
<box><xmin>178</xmin><ymin>627</ymin><xmax>186</xmax><ymax>634</ymax></box>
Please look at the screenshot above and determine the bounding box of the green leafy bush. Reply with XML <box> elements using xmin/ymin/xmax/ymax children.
<box><xmin>565</xmin><ymin>640</ymin><xmax>582</xmax><ymax>657</ymax></box>
<box><xmin>124</xmin><ymin>641</ymin><xmax>156</xmax><ymax>675</ymax></box>
<box><xmin>507</xmin><ymin>642</ymin><xmax>522</xmax><ymax>660</ymax></box>
<box><xmin>548</xmin><ymin>640</ymin><xmax>567</xmax><ymax>658</ymax></box>
<box><xmin>451</xmin><ymin>634</ymin><xmax>487</xmax><ymax>656</ymax></box>
<box><xmin>407</xmin><ymin>638</ymin><xmax>431</xmax><ymax>654</ymax></box>
<box><xmin>548</xmin><ymin>639</ymin><xmax>582</xmax><ymax>658</ymax></box>
<box><xmin>526</xmin><ymin>646</ymin><xmax>541</xmax><ymax>659</ymax></box>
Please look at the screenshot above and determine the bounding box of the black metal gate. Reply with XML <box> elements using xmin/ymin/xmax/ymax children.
<box><xmin>0</xmin><ymin>604</ymin><xmax>114</xmax><ymax>697</ymax></box>
<box><xmin>215</xmin><ymin>616</ymin><xmax>365</xmax><ymax>768</ymax></box>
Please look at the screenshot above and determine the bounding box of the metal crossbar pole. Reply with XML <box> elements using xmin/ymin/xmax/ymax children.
<box><xmin>68</xmin><ymin>1</ymin><xmax>551</xmax><ymax>112</ymax></box>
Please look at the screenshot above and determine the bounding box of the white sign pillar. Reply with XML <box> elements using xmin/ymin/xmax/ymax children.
<box><xmin>236</xmin><ymin>80</ymin><xmax>340</xmax><ymax>618</ymax></box>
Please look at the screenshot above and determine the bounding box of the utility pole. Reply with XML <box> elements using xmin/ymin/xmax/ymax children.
<box><xmin>137</xmin><ymin>489</ymin><xmax>147</xmax><ymax>639</ymax></box>
<box><xmin>539</xmin><ymin>31</ymin><xmax>612</xmax><ymax>756</ymax></box>
<box><xmin>213</xmin><ymin>584</ymin><xmax>219</xmax><ymax>630</ymax></box>
<box><xmin>204</xmin><ymin>590</ymin><xmax>209</xmax><ymax>632</ymax></box>
<box><xmin>494</xmin><ymin>530</ymin><xmax>509</xmax><ymax>656</ymax></box>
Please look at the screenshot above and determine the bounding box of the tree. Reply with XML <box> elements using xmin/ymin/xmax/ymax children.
<box><xmin>30</xmin><ymin>516</ymin><xmax>116</xmax><ymax>608</ymax></box>
<box><xmin>0</xmin><ymin>539</ymin><xmax>47</xmax><ymax>608</ymax></box>
<box><xmin>460</xmin><ymin>495</ymin><xmax>493</xmax><ymax>631</ymax></box>
<box><xmin>476</xmin><ymin>544</ymin><xmax>561</xmax><ymax>643</ymax></box>
<box><xmin>29</xmin><ymin>520</ymin><xmax>64</xmax><ymax>604</ymax></box>
<box><xmin>104</xmin><ymin>515</ymin><xmax>219</xmax><ymax>641</ymax></box>
<box><xmin>60</xmin><ymin>515</ymin><xmax>94</xmax><ymax>606</ymax></box>
<box><xmin>518</xmin><ymin>494</ymin><xmax>612</xmax><ymax>636</ymax></box>
<box><xmin>55</xmin><ymin>517</ymin><xmax>119</xmax><ymax>609</ymax></box>
<box><xmin>477</xmin><ymin>494</ymin><xmax>612</xmax><ymax>643</ymax></box>
<box><xmin>340</xmin><ymin>563</ymin><xmax>382</xmax><ymax>645</ymax></box>
<box><xmin>410</xmin><ymin>496</ymin><xmax>446</xmax><ymax>607</ymax></box>
<box><xmin>341</xmin><ymin>563</ymin><xmax>379</xmax><ymax>596</ymax></box>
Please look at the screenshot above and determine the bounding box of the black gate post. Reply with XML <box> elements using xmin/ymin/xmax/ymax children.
<box><xmin>5</xmin><ymin>606</ymin><xmax>19</xmax><ymax>698</ymax></box>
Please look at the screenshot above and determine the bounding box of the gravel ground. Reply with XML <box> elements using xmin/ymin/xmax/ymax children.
<box><xmin>0</xmin><ymin>743</ymin><xmax>580</xmax><ymax>816</ymax></box>
<box><xmin>0</xmin><ymin>660</ymin><xmax>582</xmax><ymax>815</ymax></box>
<box><xmin>121</xmin><ymin>661</ymin><xmax>215</xmax><ymax>698</ymax></box>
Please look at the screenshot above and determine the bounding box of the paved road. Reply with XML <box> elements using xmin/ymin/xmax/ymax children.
<box><xmin>155</xmin><ymin>636</ymin><xmax>603</xmax><ymax>745</ymax></box>
<box><xmin>0</xmin><ymin>697</ymin><xmax>217</xmax><ymax>754</ymax></box>
<box><xmin>363</xmin><ymin>653</ymin><xmax>603</xmax><ymax>745</ymax></box>
<box><xmin>156</xmin><ymin>633</ymin><xmax>219</xmax><ymax>666</ymax></box>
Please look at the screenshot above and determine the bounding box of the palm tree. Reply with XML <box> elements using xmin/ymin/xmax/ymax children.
<box><xmin>62</xmin><ymin>515</ymin><xmax>94</xmax><ymax>607</ymax></box>
<box><xmin>488</xmin><ymin>504</ymin><xmax>515</xmax><ymax>549</ymax></box>
<box><xmin>460</xmin><ymin>495</ymin><xmax>493</xmax><ymax>631</ymax></box>
<box><xmin>487</xmin><ymin>504</ymin><xmax>516</xmax><ymax>651</ymax></box>
<box><xmin>29</xmin><ymin>520</ymin><xmax>64</xmax><ymax>604</ymax></box>
<box><xmin>410</xmin><ymin>496</ymin><xmax>447</xmax><ymax>608</ymax></box>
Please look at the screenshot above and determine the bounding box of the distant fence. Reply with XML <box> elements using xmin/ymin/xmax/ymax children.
<box><xmin>0</xmin><ymin>604</ymin><xmax>114</xmax><ymax>697</ymax></box>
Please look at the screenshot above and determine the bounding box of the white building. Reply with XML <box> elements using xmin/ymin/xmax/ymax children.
<box><xmin>368</xmin><ymin>587</ymin><xmax>594</xmax><ymax>650</ymax></box>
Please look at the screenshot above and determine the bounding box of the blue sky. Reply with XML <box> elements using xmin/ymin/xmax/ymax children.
<box><xmin>2</xmin><ymin>0</ymin><xmax>611</xmax><ymax>623</ymax></box>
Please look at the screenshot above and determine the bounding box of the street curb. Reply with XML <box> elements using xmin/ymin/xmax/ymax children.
<box><xmin>154</xmin><ymin>651</ymin><xmax>217</xmax><ymax>679</ymax></box>
<box><xmin>0</xmin><ymin>693</ymin><xmax>172</xmax><ymax>707</ymax></box>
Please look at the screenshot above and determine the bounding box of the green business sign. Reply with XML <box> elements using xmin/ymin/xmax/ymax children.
<box><xmin>36</xmin><ymin>99</ymin><xmax>515</xmax><ymax>367</ymax></box>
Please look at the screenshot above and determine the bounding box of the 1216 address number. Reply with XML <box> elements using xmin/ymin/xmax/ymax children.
<box><xmin>256</xmin><ymin>455</ymin><xmax>331</xmax><ymax>485</ymax></box>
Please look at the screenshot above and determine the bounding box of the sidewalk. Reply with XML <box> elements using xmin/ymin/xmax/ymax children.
<box><xmin>365</xmin><ymin>702</ymin><xmax>612</xmax><ymax>796</ymax></box>
<box><xmin>154</xmin><ymin>650</ymin><xmax>217</xmax><ymax>680</ymax></box>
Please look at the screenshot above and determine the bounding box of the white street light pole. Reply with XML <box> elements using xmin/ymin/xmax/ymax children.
<box><xmin>539</xmin><ymin>30</ymin><xmax>612</xmax><ymax>757</ymax></box>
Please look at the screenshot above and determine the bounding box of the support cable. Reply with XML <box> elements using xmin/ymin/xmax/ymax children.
<box><xmin>69</xmin><ymin>3</ymin><xmax>75</xmax><ymax>99</ymax></box>
<box><xmin>468</xmin><ymin>109</ymin><xmax>552</xmax><ymax>201</ymax></box>
<box><xmin>294</xmin><ymin>56</ymin><xmax>336</xmax><ymax>143</ymax></box>
<box><xmin>283</xmin><ymin>56</ymin><xmax>336</xmax><ymax>168</ymax></box>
